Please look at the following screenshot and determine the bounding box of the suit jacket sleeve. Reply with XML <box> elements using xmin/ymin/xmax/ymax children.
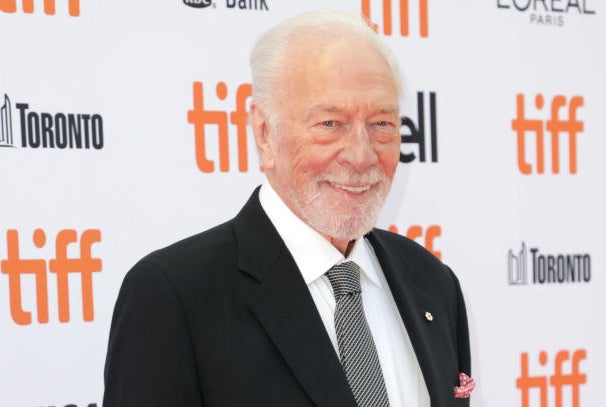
<box><xmin>103</xmin><ymin>259</ymin><xmax>204</xmax><ymax>407</ymax></box>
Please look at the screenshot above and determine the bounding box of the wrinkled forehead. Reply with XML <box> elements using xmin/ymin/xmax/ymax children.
<box><xmin>277</xmin><ymin>34</ymin><xmax>398</xmax><ymax>101</ymax></box>
<box><xmin>284</xmin><ymin>30</ymin><xmax>387</xmax><ymax>69</ymax></box>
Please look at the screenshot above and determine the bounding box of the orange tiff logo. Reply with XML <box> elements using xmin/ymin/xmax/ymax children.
<box><xmin>516</xmin><ymin>349</ymin><xmax>587</xmax><ymax>407</ymax></box>
<box><xmin>362</xmin><ymin>0</ymin><xmax>429</xmax><ymax>37</ymax></box>
<box><xmin>389</xmin><ymin>224</ymin><xmax>441</xmax><ymax>260</ymax></box>
<box><xmin>187</xmin><ymin>81</ymin><xmax>252</xmax><ymax>173</ymax></box>
<box><xmin>0</xmin><ymin>229</ymin><xmax>101</xmax><ymax>325</ymax></box>
<box><xmin>512</xmin><ymin>94</ymin><xmax>584</xmax><ymax>175</ymax></box>
<box><xmin>0</xmin><ymin>0</ymin><xmax>80</xmax><ymax>16</ymax></box>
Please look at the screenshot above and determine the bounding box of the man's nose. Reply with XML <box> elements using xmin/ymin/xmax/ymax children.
<box><xmin>337</xmin><ymin>124</ymin><xmax>378</xmax><ymax>172</ymax></box>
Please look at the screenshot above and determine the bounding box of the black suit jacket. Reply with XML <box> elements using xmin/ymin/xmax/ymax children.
<box><xmin>103</xmin><ymin>189</ymin><xmax>471</xmax><ymax>406</ymax></box>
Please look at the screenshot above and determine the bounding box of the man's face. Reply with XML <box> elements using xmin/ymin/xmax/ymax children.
<box><xmin>256</xmin><ymin>35</ymin><xmax>401</xmax><ymax>243</ymax></box>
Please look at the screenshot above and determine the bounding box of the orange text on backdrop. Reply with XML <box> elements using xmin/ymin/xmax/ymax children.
<box><xmin>188</xmin><ymin>81</ymin><xmax>252</xmax><ymax>173</ymax></box>
<box><xmin>512</xmin><ymin>94</ymin><xmax>584</xmax><ymax>175</ymax></box>
<box><xmin>0</xmin><ymin>229</ymin><xmax>102</xmax><ymax>325</ymax></box>
<box><xmin>516</xmin><ymin>349</ymin><xmax>587</xmax><ymax>407</ymax></box>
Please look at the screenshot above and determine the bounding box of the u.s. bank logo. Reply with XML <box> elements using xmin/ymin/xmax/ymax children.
<box><xmin>183</xmin><ymin>0</ymin><xmax>213</xmax><ymax>8</ymax></box>
<box><xmin>508</xmin><ymin>241</ymin><xmax>591</xmax><ymax>285</ymax></box>
<box><xmin>0</xmin><ymin>94</ymin><xmax>15</xmax><ymax>148</ymax></box>
<box><xmin>183</xmin><ymin>0</ymin><xmax>269</xmax><ymax>11</ymax></box>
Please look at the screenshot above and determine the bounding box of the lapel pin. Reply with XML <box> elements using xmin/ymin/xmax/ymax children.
<box><xmin>425</xmin><ymin>311</ymin><xmax>433</xmax><ymax>322</ymax></box>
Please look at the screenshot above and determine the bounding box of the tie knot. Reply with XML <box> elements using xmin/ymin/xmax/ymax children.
<box><xmin>325</xmin><ymin>261</ymin><xmax>361</xmax><ymax>297</ymax></box>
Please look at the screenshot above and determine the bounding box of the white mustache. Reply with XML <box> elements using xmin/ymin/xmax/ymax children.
<box><xmin>315</xmin><ymin>167</ymin><xmax>385</xmax><ymax>185</ymax></box>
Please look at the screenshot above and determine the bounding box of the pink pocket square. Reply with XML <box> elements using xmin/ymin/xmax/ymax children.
<box><xmin>454</xmin><ymin>372</ymin><xmax>475</xmax><ymax>399</ymax></box>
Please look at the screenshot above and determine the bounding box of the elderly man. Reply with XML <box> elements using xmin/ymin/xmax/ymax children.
<box><xmin>103</xmin><ymin>11</ymin><xmax>471</xmax><ymax>407</ymax></box>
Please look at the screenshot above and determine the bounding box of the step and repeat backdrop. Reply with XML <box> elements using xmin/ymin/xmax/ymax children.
<box><xmin>1</xmin><ymin>1</ymin><xmax>604</xmax><ymax>406</ymax></box>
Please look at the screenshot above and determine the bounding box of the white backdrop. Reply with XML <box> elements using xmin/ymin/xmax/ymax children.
<box><xmin>1</xmin><ymin>1</ymin><xmax>604</xmax><ymax>406</ymax></box>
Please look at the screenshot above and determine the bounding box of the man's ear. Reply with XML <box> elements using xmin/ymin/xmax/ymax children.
<box><xmin>250</xmin><ymin>101</ymin><xmax>276</xmax><ymax>170</ymax></box>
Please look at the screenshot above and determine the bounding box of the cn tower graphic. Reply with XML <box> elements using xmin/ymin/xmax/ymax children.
<box><xmin>508</xmin><ymin>241</ymin><xmax>528</xmax><ymax>285</ymax></box>
<box><xmin>1</xmin><ymin>94</ymin><xmax>14</xmax><ymax>147</ymax></box>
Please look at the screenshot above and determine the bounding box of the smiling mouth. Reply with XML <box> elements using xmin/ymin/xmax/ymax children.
<box><xmin>331</xmin><ymin>183</ymin><xmax>372</xmax><ymax>194</ymax></box>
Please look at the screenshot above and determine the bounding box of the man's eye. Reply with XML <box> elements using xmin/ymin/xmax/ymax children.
<box><xmin>320</xmin><ymin>120</ymin><xmax>336</xmax><ymax>127</ymax></box>
<box><xmin>376</xmin><ymin>121</ymin><xmax>390</xmax><ymax>127</ymax></box>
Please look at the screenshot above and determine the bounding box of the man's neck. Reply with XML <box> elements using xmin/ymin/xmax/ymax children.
<box><xmin>328</xmin><ymin>237</ymin><xmax>356</xmax><ymax>257</ymax></box>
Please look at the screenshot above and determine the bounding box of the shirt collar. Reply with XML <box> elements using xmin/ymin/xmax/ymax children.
<box><xmin>259</xmin><ymin>181</ymin><xmax>382</xmax><ymax>288</ymax></box>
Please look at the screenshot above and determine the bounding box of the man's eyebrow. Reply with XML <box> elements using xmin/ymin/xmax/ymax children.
<box><xmin>375</xmin><ymin>106</ymin><xmax>399</xmax><ymax>115</ymax></box>
<box><xmin>307</xmin><ymin>104</ymin><xmax>345</xmax><ymax>114</ymax></box>
<box><xmin>304</xmin><ymin>104</ymin><xmax>399</xmax><ymax>120</ymax></box>
<box><xmin>302</xmin><ymin>105</ymin><xmax>344</xmax><ymax>122</ymax></box>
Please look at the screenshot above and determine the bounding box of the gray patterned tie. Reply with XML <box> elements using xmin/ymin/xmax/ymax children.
<box><xmin>326</xmin><ymin>261</ymin><xmax>390</xmax><ymax>407</ymax></box>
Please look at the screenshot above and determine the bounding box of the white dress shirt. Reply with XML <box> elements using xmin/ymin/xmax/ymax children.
<box><xmin>259</xmin><ymin>182</ymin><xmax>430</xmax><ymax>407</ymax></box>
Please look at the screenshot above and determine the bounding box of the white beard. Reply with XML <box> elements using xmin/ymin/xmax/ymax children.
<box><xmin>289</xmin><ymin>166</ymin><xmax>391</xmax><ymax>241</ymax></box>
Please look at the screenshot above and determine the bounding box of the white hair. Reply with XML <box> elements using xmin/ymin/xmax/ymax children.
<box><xmin>250</xmin><ymin>10</ymin><xmax>402</xmax><ymax>117</ymax></box>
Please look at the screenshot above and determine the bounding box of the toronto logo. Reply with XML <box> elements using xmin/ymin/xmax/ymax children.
<box><xmin>0</xmin><ymin>93</ymin><xmax>105</xmax><ymax>151</ymax></box>
<box><xmin>0</xmin><ymin>94</ymin><xmax>14</xmax><ymax>147</ymax></box>
<box><xmin>508</xmin><ymin>242</ymin><xmax>591</xmax><ymax>285</ymax></box>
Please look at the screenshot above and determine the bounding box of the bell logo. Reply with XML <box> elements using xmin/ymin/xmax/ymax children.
<box><xmin>512</xmin><ymin>93</ymin><xmax>584</xmax><ymax>175</ymax></box>
<box><xmin>400</xmin><ymin>91</ymin><xmax>438</xmax><ymax>163</ymax></box>
<box><xmin>516</xmin><ymin>349</ymin><xmax>587</xmax><ymax>407</ymax></box>
<box><xmin>187</xmin><ymin>81</ymin><xmax>252</xmax><ymax>173</ymax></box>
<box><xmin>0</xmin><ymin>0</ymin><xmax>80</xmax><ymax>16</ymax></box>
<box><xmin>362</xmin><ymin>0</ymin><xmax>429</xmax><ymax>37</ymax></box>
<box><xmin>0</xmin><ymin>229</ymin><xmax>102</xmax><ymax>325</ymax></box>
<box><xmin>389</xmin><ymin>224</ymin><xmax>441</xmax><ymax>260</ymax></box>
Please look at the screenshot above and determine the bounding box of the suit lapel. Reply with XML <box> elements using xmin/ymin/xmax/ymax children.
<box><xmin>233</xmin><ymin>190</ymin><xmax>356</xmax><ymax>407</ymax></box>
<box><xmin>367</xmin><ymin>230</ymin><xmax>452</xmax><ymax>406</ymax></box>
